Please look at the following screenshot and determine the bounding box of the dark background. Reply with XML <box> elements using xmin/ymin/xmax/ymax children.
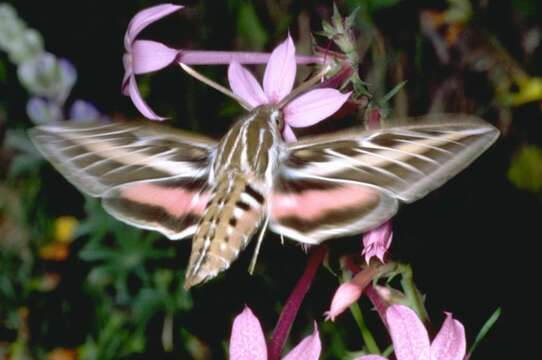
<box><xmin>1</xmin><ymin>0</ymin><xmax>541</xmax><ymax>358</ymax></box>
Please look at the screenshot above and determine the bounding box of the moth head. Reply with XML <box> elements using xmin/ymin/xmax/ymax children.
<box><xmin>258</xmin><ymin>105</ymin><xmax>284</xmax><ymax>132</ymax></box>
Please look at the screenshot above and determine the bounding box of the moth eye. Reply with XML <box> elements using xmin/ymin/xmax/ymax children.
<box><xmin>274</xmin><ymin>111</ymin><xmax>285</xmax><ymax>131</ymax></box>
<box><xmin>278</xmin><ymin>117</ymin><xmax>285</xmax><ymax>130</ymax></box>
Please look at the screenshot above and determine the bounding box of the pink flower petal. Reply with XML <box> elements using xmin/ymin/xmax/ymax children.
<box><xmin>263</xmin><ymin>35</ymin><xmax>296</xmax><ymax>102</ymax></box>
<box><xmin>362</xmin><ymin>221</ymin><xmax>393</xmax><ymax>264</ymax></box>
<box><xmin>229</xmin><ymin>306</ymin><xmax>268</xmax><ymax>360</ymax></box>
<box><xmin>430</xmin><ymin>313</ymin><xmax>466</xmax><ymax>360</ymax></box>
<box><xmin>354</xmin><ymin>356</ymin><xmax>389</xmax><ymax>360</ymax></box>
<box><xmin>282</xmin><ymin>323</ymin><xmax>321</xmax><ymax>360</ymax></box>
<box><xmin>282</xmin><ymin>125</ymin><xmax>297</xmax><ymax>143</ymax></box>
<box><xmin>385</xmin><ymin>305</ymin><xmax>431</xmax><ymax>360</ymax></box>
<box><xmin>125</xmin><ymin>4</ymin><xmax>183</xmax><ymax>48</ymax></box>
<box><xmin>325</xmin><ymin>282</ymin><xmax>363</xmax><ymax>321</ymax></box>
<box><xmin>131</xmin><ymin>40</ymin><xmax>178</xmax><ymax>74</ymax></box>
<box><xmin>326</xmin><ymin>267</ymin><xmax>377</xmax><ymax>321</ymax></box>
<box><xmin>126</xmin><ymin>75</ymin><xmax>166</xmax><ymax>121</ymax></box>
<box><xmin>284</xmin><ymin>89</ymin><xmax>351</xmax><ymax>128</ymax></box>
<box><xmin>366</xmin><ymin>285</ymin><xmax>391</xmax><ymax>328</ymax></box>
<box><xmin>228</xmin><ymin>62</ymin><xmax>268</xmax><ymax>109</ymax></box>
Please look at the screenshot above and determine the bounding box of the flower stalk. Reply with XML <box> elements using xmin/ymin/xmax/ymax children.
<box><xmin>399</xmin><ymin>264</ymin><xmax>430</xmax><ymax>325</ymax></box>
<box><xmin>268</xmin><ymin>245</ymin><xmax>327</xmax><ymax>360</ymax></box>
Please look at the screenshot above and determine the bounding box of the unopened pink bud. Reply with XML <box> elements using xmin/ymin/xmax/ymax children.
<box><xmin>362</xmin><ymin>220</ymin><xmax>393</xmax><ymax>264</ymax></box>
<box><xmin>325</xmin><ymin>282</ymin><xmax>363</xmax><ymax>321</ymax></box>
<box><xmin>325</xmin><ymin>267</ymin><xmax>377</xmax><ymax>321</ymax></box>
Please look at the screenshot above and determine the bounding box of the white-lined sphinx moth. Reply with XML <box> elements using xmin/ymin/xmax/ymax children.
<box><xmin>30</xmin><ymin>110</ymin><xmax>498</xmax><ymax>288</ymax></box>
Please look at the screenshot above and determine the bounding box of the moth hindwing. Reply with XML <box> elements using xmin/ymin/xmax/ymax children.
<box><xmin>30</xmin><ymin>113</ymin><xmax>499</xmax><ymax>287</ymax></box>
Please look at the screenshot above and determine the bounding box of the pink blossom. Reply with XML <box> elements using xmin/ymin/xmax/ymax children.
<box><xmin>356</xmin><ymin>304</ymin><xmax>466</xmax><ymax>360</ymax></box>
<box><xmin>229</xmin><ymin>306</ymin><xmax>268</xmax><ymax>360</ymax></box>
<box><xmin>362</xmin><ymin>220</ymin><xmax>393</xmax><ymax>264</ymax></box>
<box><xmin>122</xmin><ymin>4</ymin><xmax>182</xmax><ymax>120</ymax></box>
<box><xmin>365</xmin><ymin>284</ymin><xmax>408</xmax><ymax>328</ymax></box>
<box><xmin>228</xmin><ymin>35</ymin><xmax>351</xmax><ymax>142</ymax></box>
<box><xmin>325</xmin><ymin>266</ymin><xmax>378</xmax><ymax>321</ymax></box>
<box><xmin>229</xmin><ymin>306</ymin><xmax>321</xmax><ymax>360</ymax></box>
<box><xmin>122</xmin><ymin>4</ymin><xmax>323</xmax><ymax>121</ymax></box>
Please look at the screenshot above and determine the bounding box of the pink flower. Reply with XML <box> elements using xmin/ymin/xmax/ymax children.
<box><xmin>228</xmin><ymin>35</ymin><xmax>351</xmax><ymax>142</ymax></box>
<box><xmin>325</xmin><ymin>266</ymin><xmax>378</xmax><ymax>321</ymax></box>
<box><xmin>122</xmin><ymin>5</ymin><xmax>324</xmax><ymax>121</ymax></box>
<box><xmin>365</xmin><ymin>284</ymin><xmax>408</xmax><ymax>328</ymax></box>
<box><xmin>362</xmin><ymin>220</ymin><xmax>393</xmax><ymax>264</ymax></box>
<box><xmin>229</xmin><ymin>306</ymin><xmax>321</xmax><ymax>360</ymax></box>
<box><xmin>122</xmin><ymin>4</ymin><xmax>183</xmax><ymax>120</ymax></box>
<box><xmin>356</xmin><ymin>304</ymin><xmax>466</xmax><ymax>360</ymax></box>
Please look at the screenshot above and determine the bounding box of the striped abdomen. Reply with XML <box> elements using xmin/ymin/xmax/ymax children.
<box><xmin>184</xmin><ymin>171</ymin><xmax>266</xmax><ymax>288</ymax></box>
<box><xmin>184</xmin><ymin>105</ymin><xmax>282</xmax><ymax>288</ymax></box>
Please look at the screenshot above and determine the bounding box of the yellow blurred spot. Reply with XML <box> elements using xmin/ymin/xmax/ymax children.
<box><xmin>508</xmin><ymin>145</ymin><xmax>542</xmax><ymax>192</ymax></box>
<box><xmin>501</xmin><ymin>77</ymin><xmax>542</xmax><ymax>106</ymax></box>
<box><xmin>53</xmin><ymin>216</ymin><xmax>79</xmax><ymax>243</ymax></box>
<box><xmin>47</xmin><ymin>348</ymin><xmax>78</xmax><ymax>360</ymax></box>
<box><xmin>39</xmin><ymin>242</ymin><xmax>69</xmax><ymax>261</ymax></box>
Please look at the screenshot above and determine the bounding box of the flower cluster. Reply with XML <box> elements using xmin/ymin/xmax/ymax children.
<box><xmin>0</xmin><ymin>3</ymin><xmax>103</xmax><ymax>124</ymax></box>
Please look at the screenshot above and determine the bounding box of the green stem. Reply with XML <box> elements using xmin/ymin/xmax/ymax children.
<box><xmin>399</xmin><ymin>264</ymin><xmax>430</xmax><ymax>325</ymax></box>
<box><xmin>349</xmin><ymin>302</ymin><xmax>380</xmax><ymax>354</ymax></box>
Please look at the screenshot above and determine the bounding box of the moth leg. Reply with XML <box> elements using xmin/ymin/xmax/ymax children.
<box><xmin>248</xmin><ymin>215</ymin><xmax>269</xmax><ymax>275</ymax></box>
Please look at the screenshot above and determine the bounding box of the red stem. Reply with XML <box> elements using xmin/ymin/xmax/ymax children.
<box><xmin>268</xmin><ymin>245</ymin><xmax>327</xmax><ymax>360</ymax></box>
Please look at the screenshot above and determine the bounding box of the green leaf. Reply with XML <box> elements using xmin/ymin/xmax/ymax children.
<box><xmin>321</xmin><ymin>20</ymin><xmax>336</xmax><ymax>37</ymax></box>
<box><xmin>468</xmin><ymin>308</ymin><xmax>501</xmax><ymax>357</ymax></box>
<box><xmin>379</xmin><ymin>81</ymin><xmax>407</xmax><ymax>105</ymax></box>
<box><xmin>236</xmin><ymin>2</ymin><xmax>268</xmax><ymax>50</ymax></box>
<box><xmin>507</xmin><ymin>145</ymin><xmax>542</xmax><ymax>192</ymax></box>
<box><xmin>345</xmin><ymin>7</ymin><xmax>361</xmax><ymax>28</ymax></box>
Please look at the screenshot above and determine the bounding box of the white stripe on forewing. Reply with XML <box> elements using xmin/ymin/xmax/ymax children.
<box><xmin>362</xmin><ymin>144</ymin><xmax>441</xmax><ymax>166</ymax></box>
<box><xmin>353</xmin><ymin>148</ymin><xmax>426</xmax><ymax>176</ymax></box>
<box><xmin>71</xmin><ymin>137</ymin><xmax>197</xmax><ymax>176</ymax></box>
<box><xmin>324</xmin><ymin>149</ymin><xmax>406</xmax><ymax>183</ymax></box>
<box><xmin>59</xmin><ymin>126</ymin><xmax>141</xmax><ymax>137</ymax></box>
<box><xmin>393</xmin><ymin>129</ymin><xmax>467</xmax><ymax>147</ymax></box>
<box><xmin>75</xmin><ymin>146</ymin><xmax>155</xmax><ymax>172</ymax></box>
<box><xmin>394</xmin><ymin>139</ymin><xmax>455</xmax><ymax>155</ymax></box>
<box><xmin>41</xmin><ymin>123</ymin><xmax>138</xmax><ymax>133</ymax></box>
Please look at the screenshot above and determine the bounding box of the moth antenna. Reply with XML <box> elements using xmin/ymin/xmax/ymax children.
<box><xmin>277</xmin><ymin>63</ymin><xmax>332</xmax><ymax>109</ymax></box>
<box><xmin>179</xmin><ymin>63</ymin><xmax>252</xmax><ymax>110</ymax></box>
<box><xmin>248</xmin><ymin>215</ymin><xmax>269</xmax><ymax>275</ymax></box>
